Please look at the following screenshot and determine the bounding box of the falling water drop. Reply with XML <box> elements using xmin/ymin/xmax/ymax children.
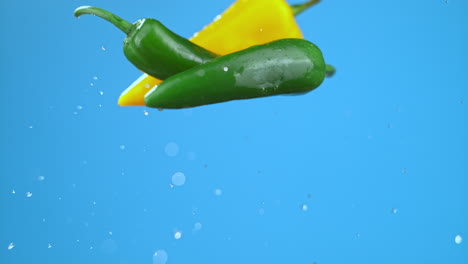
<box><xmin>153</xmin><ymin>249</ymin><xmax>168</xmax><ymax>264</ymax></box>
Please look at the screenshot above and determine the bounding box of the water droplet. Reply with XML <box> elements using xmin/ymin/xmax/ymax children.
<box><xmin>214</xmin><ymin>189</ymin><xmax>223</xmax><ymax>196</ymax></box>
<box><xmin>213</xmin><ymin>14</ymin><xmax>222</xmax><ymax>21</ymax></box>
<box><xmin>48</xmin><ymin>243</ymin><xmax>52</xmax><ymax>249</ymax></box>
<box><xmin>171</xmin><ymin>172</ymin><xmax>186</xmax><ymax>186</ymax></box>
<box><xmin>455</xmin><ymin>234</ymin><xmax>463</xmax><ymax>244</ymax></box>
<box><xmin>38</xmin><ymin>175</ymin><xmax>45</xmax><ymax>181</ymax></box>
<box><xmin>143</xmin><ymin>110</ymin><xmax>149</xmax><ymax>116</ymax></box>
<box><xmin>153</xmin><ymin>249</ymin><xmax>168</xmax><ymax>264</ymax></box>
<box><xmin>196</xmin><ymin>69</ymin><xmax>205</xmax><ymax>77</ymax></box>
<box><xmin>99</xmin><ymin>91</ymin><xmax>104</xmax><ymax>95</ymax></box>
<box><xmin>26</xmin><ymin>192</ymin><xmax>32</xmax><ymax>198</ymax></box>
<box><xmin>76</xmin><ymin>105</ymin><xmax>83</xmax><ymax>110</ymax></box>
<box><xmin>7</xmin><ymin>243</ymin><xmax>14</xmax><ymax>250</ymax></box>
<box><xmin>258</xmin><ymin>208</ymin><xmax>265</xmax><ymax>215</ymax></box>
<box><xmin>164</xmin><ymin>142</ymin><xmax>179</xmax><ymax>157</ymax></box>
<box><xmin>391</xmin><ymin>208</ymin><xmax>398</xmax><ymax>214</ymax></box>
<box><xmin>194</xmin><ymin>222</ymin><xmax>202</xmax><ymax>231</ymax></box>
<box><xmin>301</xmin><ymin>204</ymin><xmax>308</xmax><ymax>211</ymax></box>
<box><xmin>174</xmin><ymin>231</ymin><xmax>182</xmax><ymax>240</ymax></box>
<box><xmin>119</xmin><ymin>145</ymin><xmax>126</xmax><ymax>150</ymax></box>
<box><xmin>101</xmin><ymin>46</ymin><xmax>106</xmax><ymax>51</ymax></box>
<box><xmin>223</xmin><ymin>66</ymin><xmax>229</xmax><ymax>72</ymax></box>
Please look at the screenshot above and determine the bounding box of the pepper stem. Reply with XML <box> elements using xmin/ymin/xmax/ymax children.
<box><xmin>291</xmin><ymin>0</ymin><xmax>321</xmax><ymax>16</ymax></box>
<box><xmin>74</xmin><ymin>6</ymin><xmax>133</xmax><ymax>35</ymax></box>
<box><xmin>325</xmin><ymin>64</ymin><xmax>336</xmax><ymax>77</ymax></box>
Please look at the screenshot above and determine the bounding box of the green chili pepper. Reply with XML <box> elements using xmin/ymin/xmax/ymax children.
<box><xmin>144</xmin><ymin>38</ymin><xmax>329</xmax><ymax>109</ymax></box>
<box><xmin>74</xmin><ymin>6</ymin><xmax>218</xmax><ymax>80</ymax></box>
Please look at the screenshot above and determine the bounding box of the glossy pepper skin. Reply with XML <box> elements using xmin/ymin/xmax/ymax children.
<box><xmin>144</xmin><ymin>39</ymin><xmax>326</xmax><ymax>109</ymax></box>
<box><xmin>74</xmin><ymin>6</ymin><xmax>217</xmax><ymax>80</ymax></box>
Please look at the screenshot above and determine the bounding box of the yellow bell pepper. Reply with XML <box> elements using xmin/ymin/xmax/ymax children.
<box><xmin>118</xmin><ymin>0</ymin><xmax>318</xmax><ymax>106</ymax></box>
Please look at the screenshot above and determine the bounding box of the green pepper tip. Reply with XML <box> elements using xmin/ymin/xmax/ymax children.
<box><xmin>325</xmin><ymin>64</ymin><xmax>336</xmax><ymax>77</ymax></box>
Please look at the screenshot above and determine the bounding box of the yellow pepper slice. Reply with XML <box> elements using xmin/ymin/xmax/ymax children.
<box><xmin>118</xmin><ymin>0</ymin><xmax>304</xmax><ymax>106</ymax></box>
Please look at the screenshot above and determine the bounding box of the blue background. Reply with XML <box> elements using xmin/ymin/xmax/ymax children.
<box><xmin>1</xmin><ymin>0</ymin><xmax>467</xmax><ymax>263</ymax></box>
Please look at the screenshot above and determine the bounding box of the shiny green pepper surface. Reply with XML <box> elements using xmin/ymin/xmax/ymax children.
<box><xmin>124</xmin><ymin>19</ymin><xmax>218</xmax><ymax>80</ymax></box>
<box><xmin>145</xmin><ymin>38</ymin><xmax>326</xmax><ymax>109</ymax></box>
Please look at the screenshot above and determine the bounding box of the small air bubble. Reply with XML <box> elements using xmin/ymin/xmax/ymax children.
<box><xmin>119</xmin><ymin>145</ymin><xmax>126</xmax><ymax>150</ymax></box>
<box><xmin>144</xmin><ymin>110</ymin><xmax>149</xmax><ymax>116</ymax></box>
<box><xmin>259</xmin><ymin>28</ymin><xmax>263</xmax><ymax>32</ymax></box>
<box><xmin>165</xmin><ymin>142</ymin><xmax>179</xmax><ymax>157</ymax></box>
<box><xmin>171</xmin><ymin>172</ymin><xmax>186</xmax><ymax>186</ymax></box>
<box><xmin>99</xmin><ymin>91</ymin><xmax>104</xmax><ymax>95</ymax></box>
<box><xmin>213</xmin><ymin>14</ymin><xmax>222</xmax><ymax>21</ymax></box>
<box><xmin>12</xmin><ymin>190</ymin><xmax>16</xmax><ymax>194</ymax></box>
<box><xmin>214</xmin><ymin>189</ymin><xmax>223</xmax><ymax>196</ymax></box>
<box><xmin>47</xmin><ymin>244</ymin><xmax>52</xmax><ymax>249</ymax></box>
<box><xmin>92</xmin><ymin>76</ymin><xmax>98</xmax><ymax>80</ymax></box>
<box><xmin>145</xmin><ymin>83</ymin><xmax>151</xmax><ymax>88</ymax></box>
<box><xmin>391</xmin><ymin>208</ymin><xmax>398</xmax><ymax>214</ymax></box>
<box><xmin>76</xmin><ymin>105</ymin><xmax>83</xmax><ymax>110</ymax></box>
<box><xmin>90</xmin><ymin>82</ymin><xmax>94</xmax><ymax>87</ymax></box>
<box><xmin>26</xmin><ymin>192</ymin><xmax>32</xmax><ymax>198</ymax></box>
<box><xmin>7</xmin><ymin>243</ymin><xmax>14</xmax><ymax>250</ymax></box>
<box><xmin>455</xmin><ymin>234</ymin><xmax>463</xmax><ymax>244</ymax></box>
<box><xmin>401</xmin><ymin>168</ymin><xmax>408</xmax><ymax>174</ymax></box>
<box><xmin>174</xmin><ymin>231</ymin><xmax>182</xmax><ymax>240</ymax></box>
<box><xmin>38</xmin><ymin>175</ymin><xmax>45</xmax><ymax>181</ymax></box>
<box><xmin>223</xmin><ymin>67</ymin><xmax>229</xmax><ymax>72</ymax></box>
<box><xmin>109</xmin><ymin>231</ymin><xmax>113</xmax><ymax>235</ymax></box>
<box><xmin>194</xmin><ymin>222</ymin><xmax>202</xmax><ymax>231</ymax></box>
<box><xmin>28</xmin><ymin>125</ymin><xmax>34</xmax><ymax>129</ymax></box>
<box><xmin>101</xmin><ymin>46</ymin><xmax>106</xmax><ymax>51</ymax></box>
<box><xmin>301</xmin><ymin>204</ymin><xmax>308</xmax><ymax>211</ymax></box>
<box><xmin>153</xmin><ymin>249</ymin><xmax>168</xmax><ymax>264</ymax></box>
